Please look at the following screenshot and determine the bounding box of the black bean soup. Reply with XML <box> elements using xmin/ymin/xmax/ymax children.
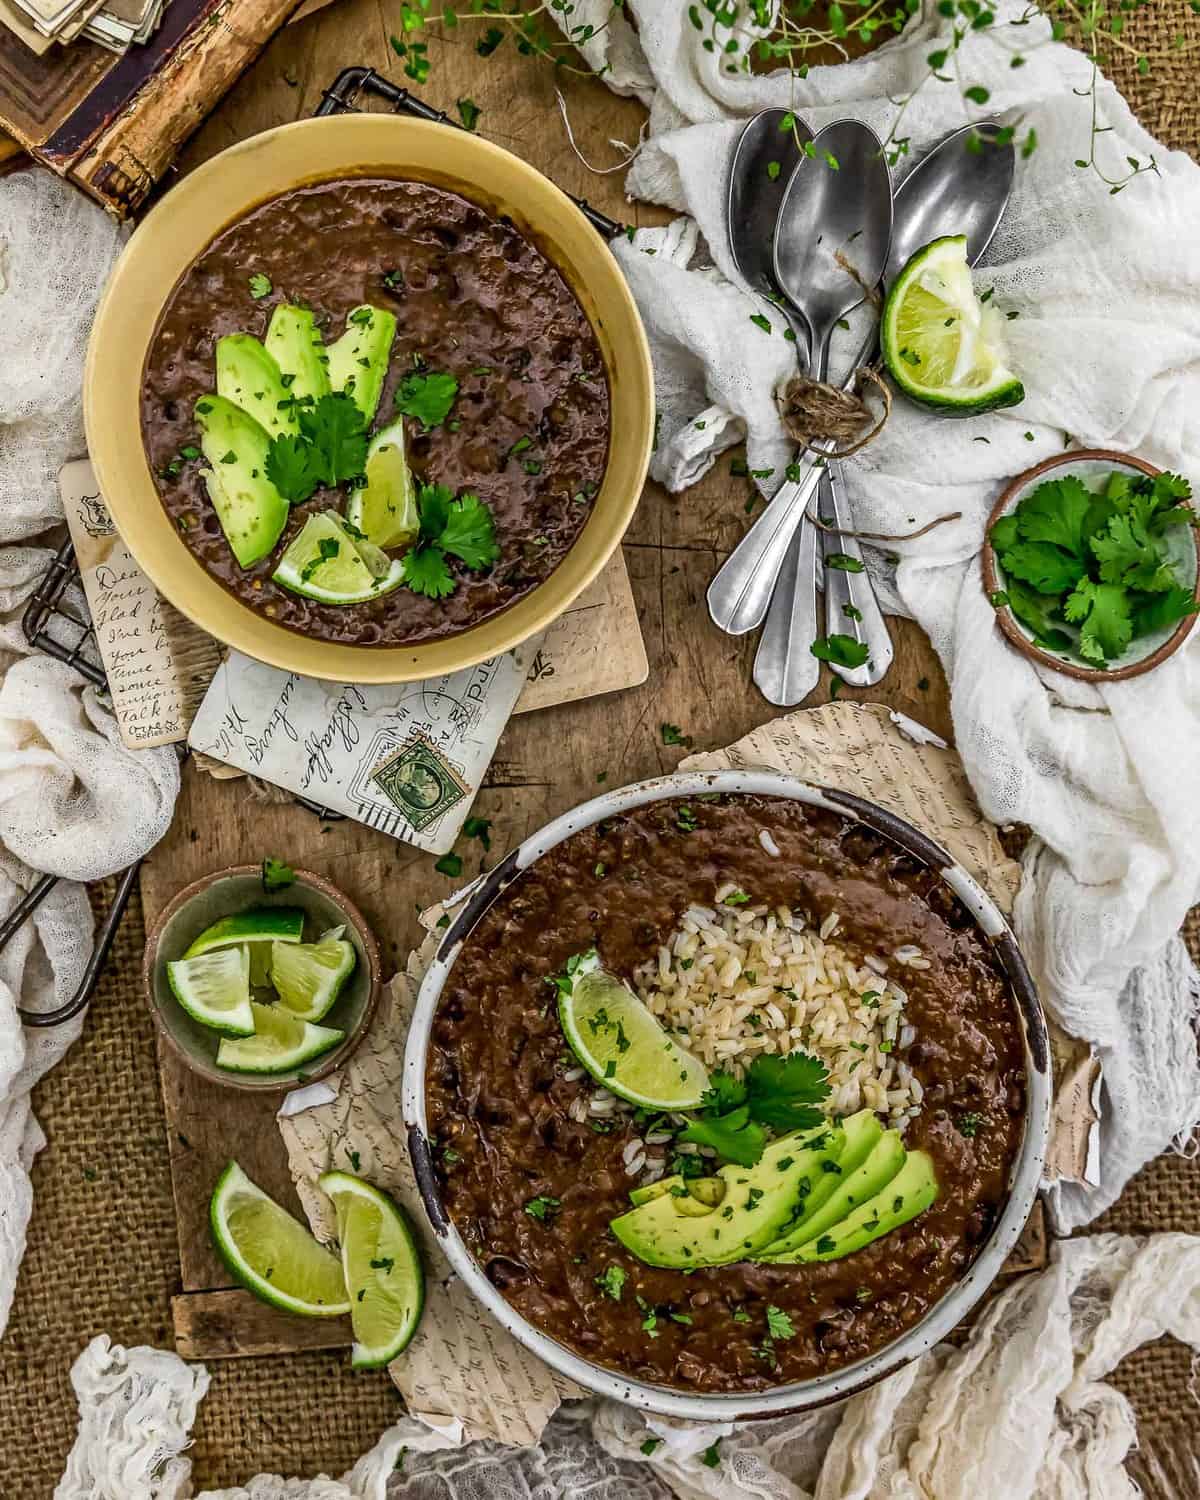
<box><xmin>425</xmin><ymin>794</ymin><xmax>1027</xmax><ymax>1393</ymax></box>
<box><xmin>141</xmin><ymin>178</ymin><xmax>610</xmax><ymax>646</ymax></box>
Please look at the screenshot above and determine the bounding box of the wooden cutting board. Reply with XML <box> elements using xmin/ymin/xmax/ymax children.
<box><xmin>136</xmin><ymin>18</ymin><xmax>1045</xmax><ymax>1362</ymax></box>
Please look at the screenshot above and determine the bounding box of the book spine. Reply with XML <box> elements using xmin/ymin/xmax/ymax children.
<box><xmin>69</xmin><ymin>0</ymin><xmax>306</xmax><ymax>218</ymax></box>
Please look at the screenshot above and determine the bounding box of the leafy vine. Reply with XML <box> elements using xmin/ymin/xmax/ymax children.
<box><xmin>388</xmin><ymin>0</ymin><xmax>1198</xmax><ymax>193</ymax></box>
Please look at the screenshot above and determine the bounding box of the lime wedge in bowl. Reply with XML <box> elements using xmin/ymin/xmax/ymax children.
<box><xmin>215</xmin><ymin>1000</ymin><xmax>344</xmax><ymax>1075</ymax></box>
<box><xmin>272</xmin><ymin>511</ymin><xmax>404</xmax><ymax>605</ymax></box>
<box><xmin>881</xmin><ymin>235</ymin><xmax>1024</xmax><ymax>414</ymax></box>
<box><xmin>185</xmin><ymin>906</ymin><xmax>305</xmax><ymax>959</ymax></box>
<box><xmin>345</xmin><ymin>419</ymin><xmax>419</xmax><ymax>549</ymax></box>
<box><xmin>270</xmin><ymin>930</ymin><xmax>356</xmax><ymax>1022</ymax></box>
<box><xmin>210</xmin><ymin>1160</ymin><xmax>349</xmax><ymax>1317</ymax></box>
<box><xmin>319</xmin><ymin>1170</ymin><xmax>425</xmax><ymax>1367</ymax></box>
<box><xmin>556</xmin><ymin>950</ymin><xmax>710</xmax><ymax>1109</ymax></box>
<box><xmin>167</xmin><ymin>946</ymin><xmax>255</xmax><ymax>1036</ymax></box>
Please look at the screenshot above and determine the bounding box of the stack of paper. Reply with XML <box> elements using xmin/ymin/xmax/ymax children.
<box><xmin>0</xmin><ymin>0</ymin><xmax>164</xmax><ymax>52</ymax></box>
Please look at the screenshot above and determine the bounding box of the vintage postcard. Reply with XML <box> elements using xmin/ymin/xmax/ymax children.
<box><xmin>187</xmin><ymin>649</ymin><xmax>530</xmax><ymax>855</ymax></box>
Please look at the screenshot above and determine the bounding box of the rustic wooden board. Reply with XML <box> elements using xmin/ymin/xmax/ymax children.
<box><xmin>139</xmin><ymin>0</ymin><xmax>1027</xmax><ymax>1360</ymax></box>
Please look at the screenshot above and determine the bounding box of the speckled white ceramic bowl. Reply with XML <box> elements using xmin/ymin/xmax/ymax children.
<box><xmin>401</xmin><ymin>770</ymin><xmax>1051</xmax><ymax>1421</ymax></box>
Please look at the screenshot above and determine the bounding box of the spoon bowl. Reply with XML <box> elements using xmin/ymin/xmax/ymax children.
<box><xmin>728</xmin><ymin>108</ymin><xmax>815</xmax><ymax>299</ymax></box>
<box><xmin>773</xmin><ymin>119</ymin><xmax>893</xmax><ymax>353</ymax></box>
<box><xmin>887</xmin><ymin>119</ymin><xmax>1015</xmax><ymax>280</ymax></box>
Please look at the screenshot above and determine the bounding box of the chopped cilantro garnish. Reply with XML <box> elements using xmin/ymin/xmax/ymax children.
<box><xmin>394</xmin><ymin>368</ymin><xmax>459</xmax><ymax>429</ymax></box>
<box><xmin>261</xmin><ymin>857</ymin><xmax>296</xmax><ymax>892</ymax></box>
<box><xmin>524</xmin><ymin>1195</ymin><xmax>561</xmax><ymax>1222</ymax></box>
<box><xmin>248</xmin><ymin>272</ymin><xmax>272</xmax><ymax>299</ymax></box>
<box><xmin>595</xmin><ymin>1264</ymin><xmax>627</xmax><ymax>1300</ymax></box>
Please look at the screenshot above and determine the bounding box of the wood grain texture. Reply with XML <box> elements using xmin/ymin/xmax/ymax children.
<box><xmin>143</xmin><ymin>0</ymin><xmax>957</xmax><ymax>1357</ymax></box>
<box><xmin>173</xmin><ymin>1289</ymin><xmax>352</xmax><ymax>1358</ymax></box>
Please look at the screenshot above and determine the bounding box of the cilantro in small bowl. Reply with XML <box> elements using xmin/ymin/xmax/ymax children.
<box><xmin>983</xmin><ymin>454</ymin><xmax>1197</xmax><ymax>680</ymax></box>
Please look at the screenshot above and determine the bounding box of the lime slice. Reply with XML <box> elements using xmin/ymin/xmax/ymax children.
<box><xmin>185</xmin><ymin>906</ymin><xmax>305</xmax><ymax>960</ymax></box>
<box><xmin>557</xmin><ymin>951</ymin><xmax>710</xmax><ymax>1109</ymax></box>
<box><xmin>270</xmin><ymin>930</ymin><xmax>356</xmax><ymax>1022</ymax></box>
<box><xmin>345</xmin><ymin>419</ymin><xmax>418</xmax><ymax>549</ymax></box>
<box><xmin>319</xmin><ymin>1170</ymin><xmax>425</xmax><ymax>1367</ymax></box>
<box><xmin>210</xmin><ymin>1160</ymin><xmax>350</xmax><ymax>1317</ymax></box>
<box><xmin>167</xmin><ymin>946</ymin><xmax>254</xmax><ymax>1036</ymax></box>
<box><xmin>215</xmin><ymin>1000</ymin><xmax>345</xmax><ymax>1075</ymax></box>
<box><xmin>272</xmin><ymin>511</ymin><xmax>404</xmax><ymax>605</ymax></box>
<box><xmin>881</xmin><ymin>235</ymin><xmax>1025</xmax><ymax>414</ymax></box>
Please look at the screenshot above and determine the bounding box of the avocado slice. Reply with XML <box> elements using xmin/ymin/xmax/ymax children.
<box><xmin>764</xmin><ymin>1128</ymin><xmax>906</xmax><ymax>1263</ymax></box>
<box><xmin>629</xmin><ymin>1176</ymin><xmax>725</xmax><ymax>1209</ymax></box>
<box><xmin>264</xmin><ymin>304</ymin><xmax>331</xmax><ymax>406</ymax></box>
<box><xmin>796</xmin><ymin>1150</ymin><xmax>938</xmax><ymax>1262</ymax></box>
<box><xmin>215</xmin><ymin>334</ymin><xmax>299</xmax><ymax>440</ymax></box>
<box><xmin>194</xmin><ymin>395</ymin><xmax>289</xmax><ymax>568</ymax></box>
<box><xmin>757</xmin><ymin>1108</ymin><xmax>882</xmax><ymax>1260</ymax></box>
<box><xmin>327</xmin><ymin>305</ymin><xmax>398</xmax><ymax>423</ymax></box>
<box><xmin>610</xmin><ymin>1124</ymin><xmax>841</xmax><ymax>1269</ymax></box>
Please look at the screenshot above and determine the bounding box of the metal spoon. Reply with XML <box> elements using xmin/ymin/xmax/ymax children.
<box><xmin>709</xmin><ymin>121</ymin><xmax>1016</xmax><ymax>656</ymax></box>
<box><xmin>727</xmin><ymin>107</ymin><xmax>814</xmax><ymax>348</ymax></box>
<box><xmin>754</xmin><ymin>119</ymin><xmax>1015</xmax><ymax>703</ymax></box>
<box><xmin>757</xmin><ymin>121</ymin><xmax>893</xmax><ymax>704</ymax></box>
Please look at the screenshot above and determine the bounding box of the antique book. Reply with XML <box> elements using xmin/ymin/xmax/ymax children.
<box><xmin>0</xmin><ymin>0</ymin><xmax>304</xmax><ymax>215</ymax></box>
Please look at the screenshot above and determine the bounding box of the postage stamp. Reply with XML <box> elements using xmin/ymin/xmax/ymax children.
<box><xmin>369</xmin><ymin>731</ymin><xmax>471</xmax><ymax>832</ymax></box>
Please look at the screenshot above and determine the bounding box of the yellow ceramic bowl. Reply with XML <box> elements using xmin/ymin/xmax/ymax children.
<box><xmin>84</xmin><ymin>115</ymin><xmax>653</xmax><ymax>684</ymax></box>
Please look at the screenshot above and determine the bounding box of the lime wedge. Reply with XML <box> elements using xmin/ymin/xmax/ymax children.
<box><xmin>210</xmin><ymin>1160</ymin><xmax>349</xmax><ymax>1316</ymax></box>
<box><xmin>345</xmin><ymin>419</ymin><xmax>418</xmax><ymax>549</ymax></box>
<box><xmin>167</xmin><ymin>946</ymin><xmax>254</xmax><ymax>1036</ymax></box>
<box><xmin>215</xmin><ymin>1000</ymin><xmax>345</xmax><ymax>1075</ymax></box>
<box><xmin>272</xmin><ymin>511</ymin><xmax>404</xmax><ymax>605</ymax></box>
<box><xmin>185</xmin><ymin>906</ymin><xmax>305</xmax><ymax>960</ymax></box>
<box><xmin>270</xmin><ymin>930</ymin><xmax>356</xmax><ymax>1022</ymax></box>
<box><xmin>557</xmin><ymin>951</ymin><xmax>710</xmax><ymax>1109</ymax></box>
<box><xmin>319</xmin><ymin>1170</ymin><xmax>425</xmax><ymax>1367</ymax></box>
<box><xmin>881</xmin><ymin>235</ymin><xmax>1024</xmax><ymax>414</ymax></box>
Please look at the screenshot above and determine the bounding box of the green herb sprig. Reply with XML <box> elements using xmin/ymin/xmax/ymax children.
<box><xmin>991</xmin><ymin>469</ymin><xmax>1196</xmax><ymax>665</ymax></box>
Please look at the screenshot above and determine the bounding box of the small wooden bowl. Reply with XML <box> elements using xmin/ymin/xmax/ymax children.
<box><xmin>143</xmin><ymin>865</ymin><xmax>380</xmax><ymax>1093</ymax></box>
<box><xmin>981</xmin><ymin>448</ymin><xmax>1200</xmax><ymax>682</ymax></box>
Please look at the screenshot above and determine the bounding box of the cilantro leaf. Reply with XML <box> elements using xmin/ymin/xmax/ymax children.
<box><xmin>248</xmin><ymin>272</ymin><xmax>272</xmax><ymax>300</ymax></box>
<box><xmin>595</xmin><ymin>1264</ymin><xmax>626</xmax><ymax>1301</ymax></box>
<box><xmin>700</xmin><ymin>1070</ymin><xmax>747</xmax><ymax>1114</ymax></box>
<box><xmin>524</xmin><ymin>1195</ymin><xmax>561</xmax><ymax>1222</ymax></box>
<box><xmin>301</xmin><ymin>536</ymin><xmax>340</xmax><ymax>582</ymax></box>
<box><xmin>438</xmin><ymin>492</ymin><xmax>500</xmax><ymax>570</ymax></box>
<box><xmin>261</xmin><ymin>857</ymin><xmax>295</xmax><ymax>892</ymax></box>
<box><xmin>1005</xmin><ymin>577</ymin><xmax>1073</xmax><ymax>652</ymax></box>
<box><xmin>999</xmin><ymin>540</ymin><xmax>1086</xmax><ymax>594</ymax></box>
<box><xmin>264</xmin><ymin>434</ymin><xmax>324</xmax><ymax>504</ymax></box>
<box><xmin>989</xmin><ymin>514</ymin><xmax>1020</xmax><ymax>552</ymax></box>
<box><xmin>810</xmin><ymin>634</ymin><xmax>870</xmax><ymax>669</ymax></box>
<box><xmin>745</xmin><ymin>1051</ymin><xmax>831</xmax><ymax>1131</ymax></box>
<box><xmin>416</xmin><ymin>482</ymin><xmax>454</xmax><ymax>544</ymax></box>
<box><xmin>677</xmin><ymin>1104</ymin><xmax>767</xmax><ymax>1167</ymax></box>
<box><xmin>765</xmin><ymin>1305</ymin><xmax>796</xmax><ymax>1340</ymax></box>
<box><xmin>1015</xmin><ymin>475</ymin><xmax>1092</xmax><ymax>557</ymax></box>
<box><xmin>1090</xmin><ymin>512</ymin><xmax>1172</xmax><ymax>592</ymax></box>
<box><xmin>1131</xmin><ymin>584</ymin><xmax>1199</xmax><ymax>636</ymax></box>
<box><xmin>395</xmin><ymin>369</ymin><xmax>459</xmax><ymax>429</ymax></box>
<box><xmin>402</xmin><ymin>546</ymin><xmax>456</xmax><ymax>599</ymax></box>
<box><xmin>1063</xmin><ymin>578</ymin><xmax>1133</xmax><ymax>661</ymax></box>
<box><xmin>298</xmin><ymin>392</ymin><xmax>369</xmax><ymax>486</ymax></box>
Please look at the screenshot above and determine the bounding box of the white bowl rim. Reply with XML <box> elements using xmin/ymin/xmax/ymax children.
<box><xmin>401</xmin><ymin>769</ymin><xmax>1052</xmax><ymax>1421</ymax></box>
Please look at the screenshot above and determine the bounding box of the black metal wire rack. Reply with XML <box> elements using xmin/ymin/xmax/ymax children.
<box><xmin>13</xmin><ymin>65</ymin><xmax>625</xmax><ymax>1027</ymax></box>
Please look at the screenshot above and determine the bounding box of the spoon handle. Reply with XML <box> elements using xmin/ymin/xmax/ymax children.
<box><xmin>820</xmin><ymin>458</ymin><xmax>895</xmax><ymax>685</ymax></box>
<box><xmin>707</xmin><ymin>464</ymin><xmax>823</xmax><ymax>635</ymax></box>
<box><xmin>707</xmin><ymin>322</ymin><xmax>877</xmax><ymax>636</ymax></box>
<box><xmin>752</xmin><ymin>497</ymin><xmax>822</xmax><ymax>705</ymax></box>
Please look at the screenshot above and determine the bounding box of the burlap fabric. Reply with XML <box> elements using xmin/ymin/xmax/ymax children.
<box><xmin>1</xmin><ymin>9</ymin><xmax>1197</xmax><ymax>1494</ymax></box>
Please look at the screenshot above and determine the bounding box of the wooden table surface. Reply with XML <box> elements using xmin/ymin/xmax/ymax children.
<box><xmin>140</xmin><ymin>0</ymin><xmax>959</xmax><ymax>1352</ymax></box>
